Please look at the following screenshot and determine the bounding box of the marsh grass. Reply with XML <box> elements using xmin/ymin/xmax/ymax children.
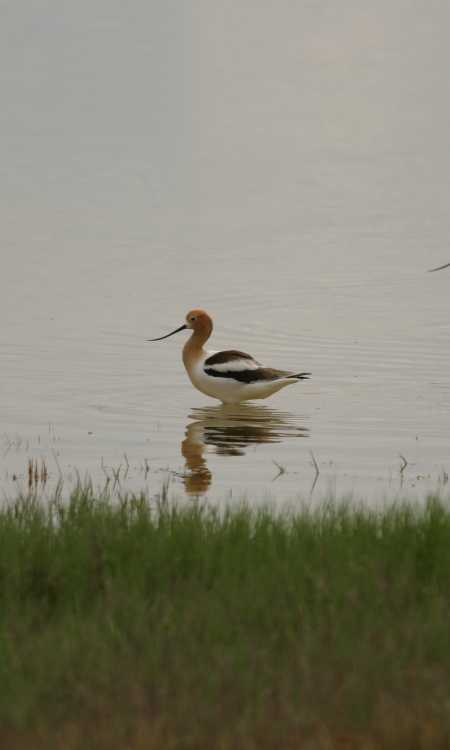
<box><xmin>1</xmin><ymin>488</ymin><xmax>450</xmax><ymax>748</ymax></box>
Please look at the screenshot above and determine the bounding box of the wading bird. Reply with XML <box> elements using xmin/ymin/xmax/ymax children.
<box><xmin>148</xmin><ymin>309</ymin><xmax>310</xmax><ymax>404</ymax></box>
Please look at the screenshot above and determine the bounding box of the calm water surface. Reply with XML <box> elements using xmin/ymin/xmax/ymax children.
<box><xmin>1</xmin><ymin>1</ymin><xmax>449</xmax><ymax>503</ymax></box>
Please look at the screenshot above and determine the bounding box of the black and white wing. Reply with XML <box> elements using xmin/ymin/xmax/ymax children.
<box><xmin>204</xmin><ymin>350</ymin><xmax>310</xmax><ymax>384</ymax></box>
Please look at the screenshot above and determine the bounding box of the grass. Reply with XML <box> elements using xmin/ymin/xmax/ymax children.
<box><xmin>1</xmin><ymin>488</ymin><xmax>450</xmax><ymax>748</ymax></box>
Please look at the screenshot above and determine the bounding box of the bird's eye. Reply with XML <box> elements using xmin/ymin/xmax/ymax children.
<box><xmin>190</xmin><ymin>316</ymin><xmax>196</xmax><ymax>322</ymax></box>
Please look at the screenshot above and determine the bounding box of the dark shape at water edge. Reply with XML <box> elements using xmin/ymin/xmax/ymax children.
<box><xmin>428</xmin><ymin>261</ymin><xmax>450</xmax><ymax>272</ymax></box>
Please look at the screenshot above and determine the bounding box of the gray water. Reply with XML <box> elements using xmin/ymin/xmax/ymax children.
<box><xmin>1</xmin><ymin>1</ymin><xmax>449</xmax><ymax>503</ymax></box>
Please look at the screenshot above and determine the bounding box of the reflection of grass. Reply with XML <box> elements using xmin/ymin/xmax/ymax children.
<box><xmin>2</xmin><ymin>490</ymin><xmax>450</xmax><ymax>749</ymax></box>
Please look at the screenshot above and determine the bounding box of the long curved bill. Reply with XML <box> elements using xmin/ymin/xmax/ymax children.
<box><xmin>147</xmin><ymin>324</ymin><xmax>187</xmax><ymax>341</ymax></box>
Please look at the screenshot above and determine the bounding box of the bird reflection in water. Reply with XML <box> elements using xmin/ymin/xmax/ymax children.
<box><xmin>181</xmin><ymin>404</ymin><xmax>309</xmax><ymax>495</ymax></box>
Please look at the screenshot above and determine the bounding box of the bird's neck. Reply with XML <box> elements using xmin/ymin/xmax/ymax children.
<box><xmin>182</xmin><ymin>329</ymin><xmax>210</xmax><ymax>367</ymax></box>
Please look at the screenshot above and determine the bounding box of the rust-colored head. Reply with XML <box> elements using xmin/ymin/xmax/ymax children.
<box><xmin>185</xmin><ymin>309</ymin><xmax>213</xmax><ymax>337</ymax></box>
<box><xmin>148</xmin><ymin>309</ymin><xmax>213</xmax><ymax>343</ymax></box>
